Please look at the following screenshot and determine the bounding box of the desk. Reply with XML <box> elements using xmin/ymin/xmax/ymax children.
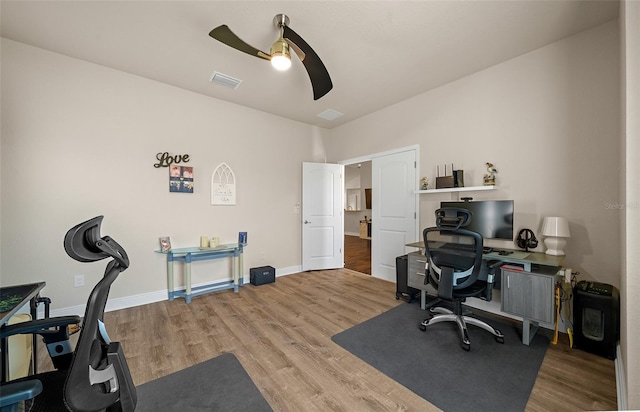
<box><xmin>406</xmin><ymin>242</ymin><xmax>564</xmax><ymax>345</ymax></box>
<box><xmin>156</xmin><ymin>244</ymin><xmax>244</xmax><ymax>304</ymax></box>
<box><xmin>0</xmin><ymin>282</ymin><xmax>46</xmax><ymax>382</ymax></box>
<box><xmin>405</xmin><ymin>241</ymin><xmax>564</xmax><ymax>269</ymax></box>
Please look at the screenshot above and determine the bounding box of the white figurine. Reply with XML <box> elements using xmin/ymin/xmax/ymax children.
<box><xmin>420</xmin><ymin>176</ymin><xmax>429</xmax><ymax>190</ymax></box>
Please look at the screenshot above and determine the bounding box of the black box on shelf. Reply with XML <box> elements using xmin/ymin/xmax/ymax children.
<box><xmin>250</xmin><ymin>266</ymin><xmax>275</xmax><ymax>286</ymax></box>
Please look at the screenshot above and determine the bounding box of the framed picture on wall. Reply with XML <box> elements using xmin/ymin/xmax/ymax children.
<box><xmin>365</xmin><ymin>188</ymin><xmax>372</xmax><ymax>209</ymax></box>
<box><xmin>169</xmin><ymin>165</ymin><xmax>194</xmax><ymax>193</ymax></box>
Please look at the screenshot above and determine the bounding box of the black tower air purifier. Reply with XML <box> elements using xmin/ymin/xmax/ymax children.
<box><xmin>573</xmin><ymin>281</ymin><xmax>619</xmax><ymax>360</ymax></box>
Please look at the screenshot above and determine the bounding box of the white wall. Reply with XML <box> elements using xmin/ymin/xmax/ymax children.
<box><xmin>622</xmin><ymin>1</ymin><xmax>640</xmax><ymax>408</ymax></box>
<box><xmin>325</xmin><ymin>21</ymin><xmax>621</xmax><ymax>289</ymax></box>
<box><xmin>0</xmin><ymin>39</ymin><xmax>321</xmax><ymax>310</ymax></box>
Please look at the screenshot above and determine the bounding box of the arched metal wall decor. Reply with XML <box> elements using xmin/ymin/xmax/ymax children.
<box><xmin>211</xmin><ymin>162</ymin><xmax>236</xmax><ymax>205</ymax></box>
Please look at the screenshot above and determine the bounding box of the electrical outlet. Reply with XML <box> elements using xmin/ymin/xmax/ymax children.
<box><xmin>293</xmin><ymin>202</ymin><xmax>301</xmax><ymax>214</ymax></box>
<box><xmin>259</xmin><ymin>251</ymin><xmax>266</xmax><ymax>261</ymax></box>
<box><xmin>74</xmin><ymin>274</ymin><xmax>85</xmax><ymax>288</ymax></box>
<box><xmin>564</xmin><ymin>268</ymin><xmax>572</xmax><ymax>283</ymax></box>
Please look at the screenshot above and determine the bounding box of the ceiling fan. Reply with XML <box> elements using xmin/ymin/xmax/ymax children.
<box><xmin>209</xmin><ymin>14</ymin><xmax>333</xmax><ymax>100</ymax></box>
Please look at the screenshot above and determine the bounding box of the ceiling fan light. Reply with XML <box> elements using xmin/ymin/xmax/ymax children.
<box><xmin>270</xmin><ymin>38</ymin><xmax>291</xmax><ymax>71</ymax></box>
<box><xmin>271</xmin><ymin>54</ymin><xmax>291</xmax><ymax>71</ymax></box>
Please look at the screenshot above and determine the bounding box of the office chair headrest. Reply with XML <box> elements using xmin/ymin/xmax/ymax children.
<box><xmin>64</xmin><ymin>215</ymin><xmax>129</xmax><ymax>269</ymax></box>
<box><xmin>435</xmin><ymin>208</ymin><xmax>473</xmax><ymax>230</ymax></box>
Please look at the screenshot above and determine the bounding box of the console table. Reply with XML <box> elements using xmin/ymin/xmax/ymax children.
<box><xmin>406</xmin><ymin>242</ymin><xmax>564</xmax><ymax>345</ymax></box>
<box><xmin>156</xmin><ymin>244</ymin><xmax>244</xmax><ymax>304</ymax></box>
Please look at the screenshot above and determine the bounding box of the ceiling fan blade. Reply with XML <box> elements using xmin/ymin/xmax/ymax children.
<box><xmin>209</xmin><ymin>25</ymin><xmax>271</xmax><ymax>61</ymax></box>
<box><xmin>283</xmin><ymin>26</ymin><xmax>333</xmax><ymax>100</ymax></box>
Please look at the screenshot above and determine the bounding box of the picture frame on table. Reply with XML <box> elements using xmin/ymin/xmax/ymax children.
<box><xmin>159</xmin><ymin>236</ymin><xmax>171</xmax><ymax>252</ymax></box>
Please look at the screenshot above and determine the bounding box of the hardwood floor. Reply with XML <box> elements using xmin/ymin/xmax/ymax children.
<box><xmin>344</xmin><ymin>235</ymin><xmax>371</xmax><ymax>275</ymax></box>
<box><xmin>38</xmin><ymin>270</ymin><xmax>617</xmax><ymax>411</ymax></box>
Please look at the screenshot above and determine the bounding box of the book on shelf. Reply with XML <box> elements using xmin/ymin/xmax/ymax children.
<box><xmin>501</xmin><ymin>264</ymin><xmax>524</xmax><ymax>272</ymax></box>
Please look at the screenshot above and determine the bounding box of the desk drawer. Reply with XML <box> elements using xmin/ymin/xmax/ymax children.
<box><xmin>407</xmin><ymin>252</ymin><xmax>428</xmax><ymax>290</ymax></box>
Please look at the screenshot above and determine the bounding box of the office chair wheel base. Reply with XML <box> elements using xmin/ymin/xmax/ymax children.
<box><xmin>461</xmin><ymin>341</ymin><xmax>471</xmax><ymax>351</ymax></box>
<box><xmin>494</xmin><ymin>329</ymin><xmax>505</xmax><ymax>344</ymax></box>
<box><xmin>418</xmin><ymin>323</ymin><xmax>427</xmax><ymax>331</ymax></box>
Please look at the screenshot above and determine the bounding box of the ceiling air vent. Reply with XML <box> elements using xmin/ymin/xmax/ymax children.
<box><xmin>317</xmin><ymin>109</ymin><xmax>344</xmax><ymax>121</ymax></box>
<box><xmin>210</xmin><ymin>71</ymin><xmax>242</xmax><ymax>89</ymax></box>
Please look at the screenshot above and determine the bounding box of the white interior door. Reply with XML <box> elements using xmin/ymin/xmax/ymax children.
<box><xmin>302</xmin><ymin>162</ymin><xmax>344</xmax><ymax>271</ymax></box>
<box><xmin>371</xmin><ymin>150</ymin><xmax>417</xmax><ymax>281</ymax></box>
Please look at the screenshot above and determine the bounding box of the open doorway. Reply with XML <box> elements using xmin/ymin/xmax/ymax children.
<box><xmin>340</xmin><ymin>145</ymin><xmax>418</xmax><ymax>281</ymax></box>
<box><xmin>344</xmin><ymin>162</ymin><xmax>372</xmax><ymax>275</ymax></box>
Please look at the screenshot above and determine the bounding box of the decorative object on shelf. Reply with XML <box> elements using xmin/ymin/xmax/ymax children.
<box><xmin>238</xmin><ymin>231</ymin><xmax>248</xmax><ymax>245</ymax></box>
<box><xmin>420</xmin><ymin>177</ymin><xmax>429</xmax><ymax>190</ymax></box>
<box><xmin>541</xmin><ymin>216</ymin><xmax>571</xmax><ymax>255</ymax></box>
<box><xmin>483</xmin><ymin>162</ymin><xmax>498</xmax><ymax>186</ymax></box>
<box><xmin>210</xmin><ymin>236</ymin><xmax>220</xmax><ymax>247</ymax></box>
<box><xmin>435</xmin><ymin>164</ymin><xmax>464</xmax><ymax>189</ymax></box>
<box><xmin>200</xmin><ymin>236</ymin><xmax>209</xmax><ymax>248</ymax></box>
<box><xmin>211</xmin><ymin>162</ymin><xmax>236</xmax><ymax>205</ymax></box>
<box><xmin>159</xmin><ymin>236</ymin><xmax>171</xmax><ymax>252</ymax></box>
<box><xmin>169</xmin><ymin>165</ymin><xmax>194</xmax><ymax>193</ymax></box>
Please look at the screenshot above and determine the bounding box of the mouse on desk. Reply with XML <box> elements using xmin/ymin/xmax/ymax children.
<box><xmin>498</xmin><ymin>250</ymin><xmax>513</xmax><ymax>256</ymax></box>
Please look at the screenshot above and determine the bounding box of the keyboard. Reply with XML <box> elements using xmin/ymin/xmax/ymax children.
<box><xmin>441</xmin><ymin>242</ymin><xmax>478</xmax><ymax>252</ymax></box>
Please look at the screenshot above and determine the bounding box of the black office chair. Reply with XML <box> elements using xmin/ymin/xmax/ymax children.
<box><xmin>0</xmin><ymin>216</ymin><xmax>137</xmax><ymax>411</ymax></box>
<box><xmin>418</xmin><ymin>208</ymin><xmax>505</xmax><ymax>351</ymax></box>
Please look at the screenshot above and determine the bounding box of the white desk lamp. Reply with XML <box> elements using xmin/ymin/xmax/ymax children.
<box><xmin>541</xmin><ymin>217</ymin><xmax>570</xmax><ymax>256</ymax></box>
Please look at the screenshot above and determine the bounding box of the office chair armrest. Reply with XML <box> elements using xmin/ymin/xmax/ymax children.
<box><xmin>1</xmin><ymin>316</ymin><xmax>81</xmax><ymax>370</ymax></box>
<box><xmin>483</xmin><ymin>260</ymin><xmax>503</xmax><ymax>301</ymax></box>
<box><xmin>0</xmin><ymin>316</ymin><xmax>81</xmax><ymax>338</ymax></box>
<box><xmin>107</xmin><ymin>342</ymin><xmax>137</xmax><ymax>411</ymax></box>
<box><xmin>0</xmin><ymin>380</ymin><xmax>43</xmax><ymax>411</ymax></box>
<box><xmin>437</xmin><ymin>267</ymin><xmax>455</xmax><ymax>300</ymax></box>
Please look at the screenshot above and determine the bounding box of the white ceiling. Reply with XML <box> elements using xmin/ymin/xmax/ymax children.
<box><xmin>0</xmin><ymin>1</ymin><xmax>619</xmax><ymax>129</ymax></box>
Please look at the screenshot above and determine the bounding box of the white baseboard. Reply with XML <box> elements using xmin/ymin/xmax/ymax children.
<box><xmin>48</xmin><ymin>288</ymin><xmax>170</xmax><ymax>318</ymax></box>
<box><xmin>47</xmin><ymin>267</ymin><xmax>302</xmax><ymax>318</ymax></box>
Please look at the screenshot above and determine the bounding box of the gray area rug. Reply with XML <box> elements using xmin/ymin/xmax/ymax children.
<box><xmin>136</xmin><ymin>352</ymin><xmax>271</xmax><ymax>411</ymax></box>
<box><xmin>332</xmin><ymin>302</ymin><xmax>548</xmax><ymax>412</ymax></box>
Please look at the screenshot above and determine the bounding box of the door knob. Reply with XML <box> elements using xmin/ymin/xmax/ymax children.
<box><xmin>304</xmin><ymin>220</ymin><xmax>311</xmax><ymax>224</ymax></box>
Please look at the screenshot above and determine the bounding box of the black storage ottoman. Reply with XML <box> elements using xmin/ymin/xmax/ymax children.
<box><xmin>250</xmin><ymin>266</ymin><xmax>275</xmax><ymax>286</ymax></box>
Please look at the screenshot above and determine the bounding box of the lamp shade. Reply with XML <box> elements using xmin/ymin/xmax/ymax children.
<box><xmin>541</xmin><ymin>216</ymin><xmax>570</xmax><ymax>256</ymax></box>
<box><xmin>270</xmin><ymin>38</ymin><xmax>291</xmax><ymax>71</ymax></box>
<box><xmin>541</xmin><ymin>217</ymin><xmax>570</xmax><ymax>238</ymax></box>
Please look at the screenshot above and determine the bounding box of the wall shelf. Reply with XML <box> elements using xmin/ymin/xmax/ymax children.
<box><xmin>415</xmin><ymin>185</ymin><xmax>496</xmax><ymax>194</ymax></box>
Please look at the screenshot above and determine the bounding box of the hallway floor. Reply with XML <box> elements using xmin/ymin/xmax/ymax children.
<box><xmin>344</xmin><ymin>235</ymin><xmax>371</xmax><ymax>275</ymax></box>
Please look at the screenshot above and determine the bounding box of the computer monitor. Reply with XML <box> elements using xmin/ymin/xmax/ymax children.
<box><xmin>440</xmin><ymin>200</ymin><xmax>514</xmax><ymax>241</ymax></box>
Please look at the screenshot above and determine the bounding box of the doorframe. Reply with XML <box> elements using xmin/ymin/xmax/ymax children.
<box><xmin>338</xmin><ymin>145</ymin><xmax>421</xmax><ymax>273</ymax></box>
